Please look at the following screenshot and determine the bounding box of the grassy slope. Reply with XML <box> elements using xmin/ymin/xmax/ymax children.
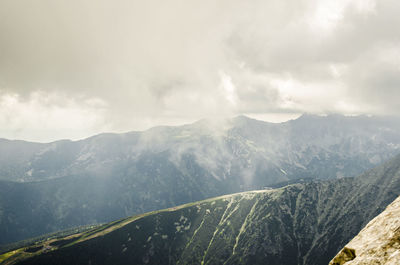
<box><xmin>0</xmin><ymin>190</ymin><xmax>272</xmax><ymax>265</ymax></box>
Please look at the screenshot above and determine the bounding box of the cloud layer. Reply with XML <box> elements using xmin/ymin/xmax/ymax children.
<box><xmin>0</xmin><ymin>0</ymin><xmax>399</xmax><ymax>141</ymax></box>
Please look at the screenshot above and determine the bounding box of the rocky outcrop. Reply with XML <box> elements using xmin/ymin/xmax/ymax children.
<box><xmin>330</xmin><ymin>195</ymin><xmax>400</xmax><ymax>265</ymax></box>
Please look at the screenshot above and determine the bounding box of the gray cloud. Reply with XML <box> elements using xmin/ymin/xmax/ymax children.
<box><xmin>0</xmin><ymin>0</ymin><xmax>399</xmax><ymax>141</ymax></box>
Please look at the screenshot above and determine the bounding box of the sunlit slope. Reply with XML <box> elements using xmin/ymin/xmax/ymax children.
<box><xmin>3</xmin><ymin>154</ymin><xmax>400</xmax><ymax>265</ymax></box>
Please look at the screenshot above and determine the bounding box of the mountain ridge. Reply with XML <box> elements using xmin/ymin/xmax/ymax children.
<box><xmin>1</xmin><ymin>113</ymin><xmax>397</xmax><ymax>144</ymax></box>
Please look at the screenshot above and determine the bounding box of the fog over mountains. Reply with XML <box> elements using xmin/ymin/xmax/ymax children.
<box><xmin>3</xmin><ymin>114</ymin><xmax>400</xmax><ymax>184</ymax></box>
<box><xmin>1</xmin><ymin>114</ymin><xmax>400</xmax><ymax>246</ymax></box>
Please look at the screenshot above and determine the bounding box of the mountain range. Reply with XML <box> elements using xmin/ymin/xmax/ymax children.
<box><xmin>1</xmin><ymin>114</ymin><xmax>400</xmax><ymax>245</ymax></box>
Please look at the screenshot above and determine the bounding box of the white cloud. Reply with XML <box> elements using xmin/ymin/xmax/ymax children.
<box><xmin>0</xmin><ymin>92</ymin><xmax>109</xmax><ymax>142</ymax></box>
<box><xmin>219</xmin><ymin>71</ymin><xmax>237</xmax><ymax>106</ymax></box>
<box><xmin>309</xmin><ymin>0</ymin><xmax>349</xmax><ymax>31</ymax></box>
<box><xmin>0</xmin><ymin>0</ymin><xmax>399</xmax><ymax>141</ymax></box>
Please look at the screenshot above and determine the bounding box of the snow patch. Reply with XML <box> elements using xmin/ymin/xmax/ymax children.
<box><xmin>26</xmin><ymin>169</ymin><xmax>34</xmax><ymax>177</ymax></box>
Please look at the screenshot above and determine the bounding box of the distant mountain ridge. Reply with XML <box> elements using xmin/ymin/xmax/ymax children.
<box><xmin>2</xmin><ymin>114</ymin><xmax>400</xmax><ymax>184</ymax></box>
<box><xmin>3</xmin><ymin>153</ymin><xmax>400</xmax><ymax>265</ymax></box>
<box><xmin>1</xmin><ymin>114</ymin><xmax>400</xmax><ymax>245</ymax></box>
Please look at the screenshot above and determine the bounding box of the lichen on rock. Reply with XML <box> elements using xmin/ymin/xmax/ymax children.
<box><xmin>329</xmin><ymin>247</ymin><xmax>356</xmax><ymax>265</ymax></box>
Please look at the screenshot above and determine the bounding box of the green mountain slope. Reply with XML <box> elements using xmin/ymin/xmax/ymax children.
<box><xmin>3</xmin><ymin>154</ymin><xmax>400</xmax><ymax>265</ymax></box>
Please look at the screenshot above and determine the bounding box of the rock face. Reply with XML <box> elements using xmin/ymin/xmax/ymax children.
<box><xmin>3</xmin><ymin>154</ymin><xmax>400</xmax><ymax>265</ymax></box>
<box><xmin>1</xmin><ymin>114</ymin><xmax>400</xmax><ymax>245</ymax></box>
<box><xmin>330</xmin><ymin>195</ymin><xmax>400</xmax><ymax>265</ymax></box>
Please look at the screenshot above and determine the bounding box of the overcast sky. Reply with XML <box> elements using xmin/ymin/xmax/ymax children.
<box><xmin>1</xmin><ymin>0</ymin><xmax>400</xmax><ymax>142</ymax></box>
